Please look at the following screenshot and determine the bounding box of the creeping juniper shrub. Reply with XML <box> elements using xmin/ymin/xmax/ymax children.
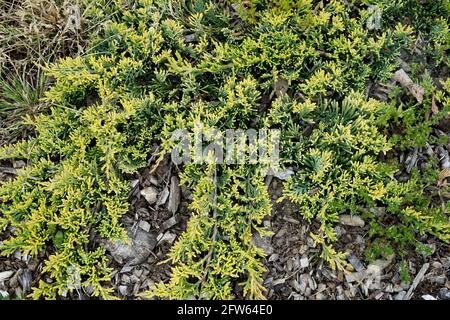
<box><xmin>0</xmin><ymin>0</ymin><xmax>449</xmax><ymax>299</ymax></box>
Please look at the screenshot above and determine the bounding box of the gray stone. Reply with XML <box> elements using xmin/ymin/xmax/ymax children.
<box><xmin>103</xmin><ymin>228</ymin><xmax>157</xmax><ymax>265</ymax></box>
<box><xmin>138</xmin><ymin>220</ymin><xmax>151</xmax><ymax>232</ymax></box>
<box><xmin>168</xmin><ymin>176</ymin><xmax>181</xmax><ymax>214</ymax></box>
<box><xmin>0</xmin><ymin>270</ymin><xmax>14</xmax><ymax>282</ymax></box>
<box><xmin>394</xmin><ymin>291</ymin><xmax>406</xmax><ymax>300</ymax></box>
<box><xmin>140</xmin><ymin>186</ymin><xmax>158</xmax><ymax>204</ymax></box>
<box><xmin>434</xmin><ymin>275</ymin><xmax>447</xmax><ymax>286</ymax></box>
<box><xmin>339</xmin><ymin>214</ymin><xmax>365</xmax><ymax>227</ymax></box>
<box><xmin>157</xmin><ymin>186</ymin><xmax>170</xmax><ymax>206</ymax></box>
<box><xmin>315</xmin><ymin>292</ymin><xmax>327</xmax><ymax>300</ymax></box>
<box><xmin>300</xmin><ymin>256</ymin><xmax>309</xmax><ymax>269</ymax></box>
<box><xmin>439</xmin><ymin>288</ymin><xmax>450</xmax><ymax>300</ymax></box>
<box><xmin>157</xmin><ymin>232</ymin><xmax>177</xmax><ymax>244</ymax></box>
<box><xmin>19</xmin><ymin>269</ymin><xmax>32</xmax><ymax>292</ymax></box>
<box><xmin>432</xmin><ymin>262</ymin><xmax>442</xmax><ymax>269</ymax></box>
<box><xmin>348</xmin><ymin>254</ymin><xmax>365</xmax><ymax>272</ymax></box>
<box><xmin>161</xmin><ymin>216</ymin><xmax>178</xmax><ymax>231</ymax></box>
<box><xmin>252</xmin><ymin>233</ymin><xmax>273</xmax><ymax>255</ymax></box>
<box><xmin>118</xmin><ymin>285</ymin><xmax>129</xmax><ymax>296</ymax></box>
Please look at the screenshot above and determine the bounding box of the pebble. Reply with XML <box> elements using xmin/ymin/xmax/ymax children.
<box><xmin>134</xmin><ymin>269</ymin><xmax>143</xmax><ymax>278</ymax></box>
<box><xmin>300</xmin><ymin>257</ymin><xmax>309</xmax><ymax>269</ymax></box>
<box><xmin>348</xmin><ymin>254</ymin><xmax>365</xmax><ymax>272</ymax></box>
<box><xmin>140</xmin><ymin>186</ymin><xmax>158</xmax><ymax>204</ymax></box>
<box><xmin>275</xmin><ymin>228</ymin><xmax>287</xmax><ymax>238</ymax></box>
<box><xmin>348</xmin><ymin>285</ymin><xmax>358</xmax><ymax>298</ymax></box>
<box><xmin>9</xmin><ymin>270</ymin><xmax>20</xmax><ymax>288</ymax></box>
<box><xmin>394</xmin><ymin>291</ymin><xmax>406</xmax><ymax>300</ymax></box>
<box><xmin>120</xmin><ymin>265</ymin><xmax>133</xmax><ymax>274</ymax></box>
<box><xmin>435</xmin><ymin>275</ymin><xmax>447</xmax><ymax>286</ymax></box>
<box><xmin>252</xmin><ymin>233</ymin><xmax>273</xmax><ymax>255</ymax></box>
<box><xmin>121</xmin><ymin>274</ymin><xmax>131</xmax><ymax>285</ymax></box>
<box><xmin>299</xmin><ymin>244</ymin><xmax>308</xmax><ymax>255</ymax></box>
<box><xmin>272</xmin><ymin>278</ymin><xmax>286</xmax><ymax>287</ymax></box>
<box><xmin>290</xmin><ymin>293</ymin><xmax>304</xmax><ymax>300</ymax></box>
<box><xmin>13</xmin><ymin>160</ymin><xmax>26</xmax><ymax>169</ymax></box>
<box><xmin>317</xmin><ymin>283</ymin><xmax>327</xmax><ymax>292</ymax></box>
<box><xmin>140</xmin><ymin>279</ymin><xmax>154</xmax><ymax>290</ymax></box>
<box><xmin>14</xmin><ymin>287</ymin><xmax>22</xmax><ymax>298</ymax></box>
<box><xmin>439</xmin><ymin>288</ymin><xmax>450</xmax><ymax>300</ymax></box>
<box><xmin>355</xmin><ymin>235</ymin><xmax>365</xmax><ymax>245</ymax></box>
<box><xmin>345</xmin><ymin>271</ymin><xmax>364</xmax><ymax>283</ymax></box>
<box><xmin>315</xmin><ymin>292</ymin><xmax>327</xmax><ymax>300</ymax></box>
<box><xmin>307</xmin><ymin>275</ymin><xmax>317</xmax><ymax>290</ymax></box>
<box><xmin>375</xmin><ymin>291</ymin><xmax>384</xmax><ymax>300</ymax></box>
<box><xmin>138</xmin><ymin>220</ymin><xmax>151</xmax><ymax>232</ymax></box>
<box><xmin>304</xmin><ymin>287</ymin><xmax>312</xmax><ymax>297</ymax></box>
<box><xmin>334</xmin><ymin>226</ymin><xmax>346</xmax><ymax>237</ymax></box>
<box><xmin>119</xmin><ymin>285</ymin><xmax>129</xmax><ymax>296</ymax></box>
<box><xmin>104</xmin><ymin>228</ymin><xmax>157</xmax><ymax>265</ymax></box>
<box><xmin>291</xmin><ymin>279</ymin><xmax>302</xmax><ymax>293</ymax></box>
<box><xmin>132</xmin><ymin>282</ymin><xmax>140</xmax><ymax>295</ymax></box>
<box><xmin>339</xmin><ymin>215</ymin><xmax>365</xmax><ymax>227</ymax></box>
<box><xmin>298</xmin><ymin>274</ymin><xmax>309</xmax><ymax>294</ymax></box>
<box><xmin>157</xmin><ymin>232</ymin><xmax>177</xmax><ymax>244</ymax></box>
<box><xmin>432</xmin><ymin>262</ymin><xmax>442</xmax><ymax>269</ymax></box>
<box><xmin>306</xmin><ymin>237</ymin><xmax>316</xmax><ymax>248</ymax></box>
<box><xmin>161</xmin><ymin>216</ymin><xmax>178</xmax><ymax>231</ymax></box>
<box><xmin>168</xmin><ymin>176</ymin><xmax>181</xmax><ymax>214</ymax></box>
<box><xmin>157</xmin><ymin>186</ymin><xmax>170</xmax><ymax>206</ymax></box>
<box><xmin>148</xmin><ymin>176</ymin><xmax>158</xmax><ymax>186</ymax></box>
<box><xmin>0</xmin><ymin>270</ymin><xmax>14</xmax><ymax>282</ymax></box>
<box><xmin>130</xmin><ymin>275</ymin><xmax>140</xmax><ymax>283</ymax></box>
<box><xmin>336</xmin><ymin>286</ymin><xmax>345</xmax><ymax>300</ymax></box>
<box><xmin>367</xmin><ymin>254</ymin><xmax>394</xmax><ymax>272</ymax></box>
<box><xmin>130</xmin><ymin>179</ymin><xmax>139</xmax><ymax>189</ymax></box>
<box><xmin>268</xmin><ymin>254</ymin><xmax>279</xmax><ymax>262</ymax></box>
<box><xmin>393</xmin><ymin>284</ymin><xmax>404</xmax><ymax>292</ymax></box>
<box><xmin>384</xmin><ymin>284</ymin><xmax>393</xmax><ymax>293</ymax></box>
<box><xmin>19</xmin><ymin>269</ymin><xmax>32</xmax><ymax>292</ymax></box>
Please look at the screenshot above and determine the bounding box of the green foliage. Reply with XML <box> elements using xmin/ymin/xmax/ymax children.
<box><xmin>399</xmin><ymin>260</ymin><xmax>411</xmax><ymax>284</ymax></box>
<box><xmin>378</xmin><ymin>75</ymin><xmax>450</xmax><ymax>150</ymax></box>
<box><xmin>273</xmin><ymin>93</ymin><xmax>450</xmax><ymax>268</ymax></box>
<box><xmin>0</xmin><ymin>0</ymin><xmax>449</xmax><ymax>299</ymax></box>
<box><xmin>0</xmin><ymin>95</ymin><xmax>157</xmax><ymax>298</ymax></box>
<box><xmin>0</xmin><ymin>67</ymin><xmax>47</xmax><ymax>142</ymax></box>
<box><xmin>148</xmin><ymin>164</ymin><xmax>271</xmax><ymax>299</ymax></box>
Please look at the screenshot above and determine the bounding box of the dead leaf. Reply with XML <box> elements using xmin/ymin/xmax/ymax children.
<box><xmin>64</xmin><ymin>5</ymin><xmax>82</xmax><ymax>33</ymax></box>
<box><xmin>272</xmin><ymin>76</ymin><xmax>289</xmax><ymax>98</ymax></box>
<box><xmin>339</xmin><ymin>214</ymin><xmax>365</xmax><ymax>227</ymax></box>
<box><xmin>440</xmin><ymin>192</ymin><xmax>450</xmax><ymax>199</ymax></box>
<box><xmin>438</xmin><ymin>168</ymin><xmax>450</xmax><ymax>187</ymax></box>
<box><xmin>393</xmin><ymin>69</ymin><xmax>424</xmax><ymax>103</ymax></box>
<box><xmin>431</xmin><ymin>95</ymin><xmax>439</xmax><ymax>114</ymax></box>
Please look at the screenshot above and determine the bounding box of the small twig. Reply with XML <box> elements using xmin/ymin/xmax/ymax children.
<box><xmin>404</xmin><ymin>263</ymin><xmax>429</xmax><ymax>300</ymax></box>
<box><xmin>0</xmin><ymin>167</ymin><xmax>17</xmax><ymax>175</ymax></box>
<box><xmin>200</xmin><ymin>166</ymin><xmax>218</xmax><ymax>287</ymax></box>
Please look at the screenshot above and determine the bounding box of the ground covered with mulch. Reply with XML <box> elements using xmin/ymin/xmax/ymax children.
<box><xmin>1</xmin><ymin>0</ymin><xmax>449</xmax><ymax>301</ymax></box>
<box><xmin>1</xmin><ymin>151</ymin><xmax>449</xmax><ymax>300</ymax></box>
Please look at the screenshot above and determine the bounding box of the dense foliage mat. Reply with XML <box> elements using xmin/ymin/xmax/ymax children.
<box><xmin>0</xmin><ymin>0</ymin><xmax>449</xmax><ymax>299</ymax></box>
